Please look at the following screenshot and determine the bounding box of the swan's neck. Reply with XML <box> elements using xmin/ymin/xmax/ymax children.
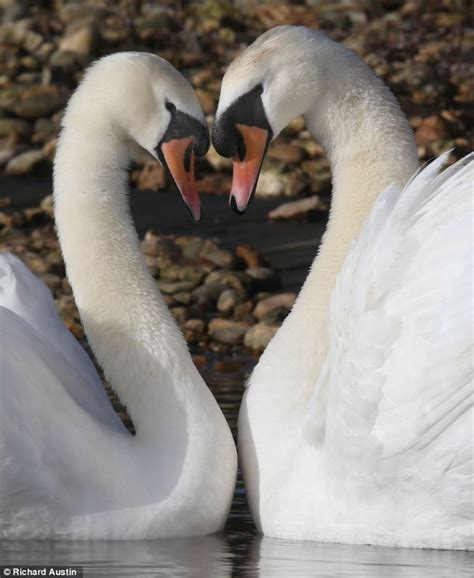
<box><xmin>300</xmin><ymin>81</ymin><xmax>419</xmax><ymax>335</ymax></box>
<box><xmin>253</xmin><ymin>57</ymin><xmax>419</xmax><ymax>407</ymax></box>
<box><xmin>54</xmin><ymin>123</ymin><xmax>200</xmax><ymax>440</ymax></box>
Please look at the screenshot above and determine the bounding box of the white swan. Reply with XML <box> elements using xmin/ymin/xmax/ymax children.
<box><xmin>212</xmin><ymin>26</ymin><xmax>473</xmax><ymax>549</ymax></box>
<box><xmin>0</xmin><ymin>53</ymin><xmax>237</xmax><ymax>539</ymax></box>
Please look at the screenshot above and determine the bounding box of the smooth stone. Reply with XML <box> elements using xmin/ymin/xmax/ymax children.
<box><xmin>147</xmin><ymin>264</ymin><xmax>160</xmax><ymax>278</ymax></box>
<box><xmin>41</xmin><ymin>273</ymin><xmax>62</xmax><ymax>291</ymax></box>
<box><xmin>246</xmin><ymin>267</ymin><xmax>281</xmax><ymax>291</ymax></box>
<box><xmin>244</xmin><ymin>322</ymin><xmax>278</xmax><ymax>352</ymax></box>
<box><xmin>160</xmin><ymin>264</ymin><xmax>205</xmax><ymax>286</ymax></box>
<box><xmin>49</xmin><ymin>50</ymin><xmax>82</xmax><ymax>72</ymax></box>
<box><xmin>191</xmin><ymin>282</ymin><xmax>227</xmax><ymax>305</ymax></box>
<box><xmin>204</xmin><ymin>270</ymin><xmax>250</xmax><ymax>291</ymax></box>
<box><xmin>173</xmin><ymin>291</ymin><xmax>192</xmax><ymax>305</ymax></box>
<box><xmin>157</xmin><ymin>279</ymin><xmax>198</xmax><ymax>294</ymax></box>
<box><xmin>254</xmin><ymin>293</ymin><xmax>296</xmax><ymax>321</ymax></box>
<box><xmin>59</xmin><ymin>23</ymin><xmax>97</xmax><ymax>56</ymax></box>
<box><xmin>170</xmin><ymin>306</ymin><xmax>188</xmax><ymax>324</ymax></box>
<box><xmin>255</xmin><ymin>166</ymin><xmax>285</xmax><ymax>197</ymax></box>
<box><xmin>256</xmin><ymin>166</ymin><xmax>305</xmax><ymax>197</ymax></box>
<box><xmin>217</xmin><ymin>288</ymin><xmax>246</xmax><ymax>314</ymax></box>
<box><xmin>174</xmin><ymin>236</ymin><xmax>205</xmax><ymax>259</ymax></box>
<box><xmin>285</xmin><ymin>116</ymin><xmax>306</xmax><ymax>135</ymax></box>
<box><xmin>183</xmin><ymin>318</ymin><xmax>206</xmax><ymax>334</ymax></box>
<box><xmin>58</xmin><ymin>3</ymin><xmax>104</xmax><ymax>25</ymax></box>
<box><xmin>200</xmin><ymin>239</ymin><xmax>236</xmax><ymax>269</ymax></box>
<box><xmin>0</xmin><ymin>149</ymin><xmax>15</xmax><ymax>167</ymax></box>
<box><xmin>233</xmin><ymin>301</ymin><xmax>254</xmax><ymax>320</ymax></box>
<box><xmin>195</xmin><ymin>88</ymin><xmax>215</xmax><ymax>116</ymax></box>
<box><xmin>141</xmin><ymin>230</ymin><xmax>182</xmax><ymax>261</ymax></box>
<box><xmin>182</xmin><ymin>319</ymin><xmax>206</xmax><ymax>343</ymax></box>
<box><xmin>205</xmin><ymin>144</ymin><xmax>233</xmax><ymax>171</ymax></box>
<box><xmin>267</xmin><ymin>143</ymin><xmax>306</xmax><ymax>164</ymax></box>
<box><xmin>33</xmin><ymin>117</ymin><xmax>57</xmax><ymax>143</ymax></box>
<box><xmin>135</xmin><ymin>162</ymin><xmax>165</xmax><ymax>191</ymax></box>
<box><xmin>235</xmin><ymin>244</ymin><xmax>263</xmax><ymax>268</ymax></box>
<box><xmin>0</xmin><ymin>118</ymin><xmax>32</xmax><ymax>138</ymax></box>
<box><xmin>9</xmin><ymin>85</ymin><xmax>68</xmax><ymax>119</ymax></box>
<box><xmin>268</xmin><ymin>195</ymin><xmax>327</xmax><ymax>221</ymax></box>
<box><xmin>5</xmin><ymin>149</ymin><xmax>45</xmax><ymax>175</ymax></box>
<box><xmin>208</xmin><ymin>318</ymin><xmax>250</xmax><ymax>345</ymax></box>
<box><xmin>23</xmin><ymin>30</ymin><xmax>43</xmax><ymax>52</ymax></box>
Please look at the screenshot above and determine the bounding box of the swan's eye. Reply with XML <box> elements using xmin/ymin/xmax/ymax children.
<box><xmin>254</xmin><ymin>84</ymin><xmax>264</xmax><ymax>96</ymax></box>
<box><xmin>166</xmin><ymin>101</ymin><xmax>176</xmax><ymax>114</ymax></box>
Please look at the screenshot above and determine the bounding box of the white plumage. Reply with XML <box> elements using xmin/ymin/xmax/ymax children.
<box><xmin>215</xmin><ymin>26</ymin><xmax>473</xmax><ymax>548</ymax></box>
<box><xmin>0</xmin><ymin>53</ymin><xmax>237</xmax><ymax>539</ymax></box>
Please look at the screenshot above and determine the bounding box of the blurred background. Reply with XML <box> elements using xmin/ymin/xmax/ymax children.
<box><xmin>0</xmin><ymin>0</ymin><xmax>472</xmax><ymax>393</ymax></box>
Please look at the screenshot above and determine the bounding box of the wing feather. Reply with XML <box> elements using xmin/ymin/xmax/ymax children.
<box><xmin>304</xmin><ymin>153</ymin><xmax>473</xmax><ymax>515</ymax></box>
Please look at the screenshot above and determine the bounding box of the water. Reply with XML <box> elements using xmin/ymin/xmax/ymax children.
<box><xmin>1</xmin><ymin>536</ymin><xmax>473</xmax><ymax>577</ymax></box>
<box><xmin>1</xmin><ymin>358</ymin><xmax>473</xmax><ymax>577</ymax></box>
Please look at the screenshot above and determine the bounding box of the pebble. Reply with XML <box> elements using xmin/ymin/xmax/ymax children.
<box><xmin>233</xmin><ymin>301</ymin><xmax>254</xmax><ymax>320</ymax></box>
<box><xmin>161</xmin><ymin>264</ymin><xmax>205</xmax><ymax>285</ymax></box>
<box><xmin>255</xmin><ymin>167</ymin><xmax>285</xmax><ymax>197</ymax></box>
<box><xmin>200</xmin><ymin>240</ymin><xmax>236</xmax><ymax>269</ymax></box>
<box><xmin>0</xmin><ymin>118</ymin><xmax>32</xmax><ymax>138</ymax></box>
<box><xmin>268</xmin><ymin>196</ymin><xmax>327</xmax><ymax>221</ymax></box>
<box><xmin>0</xmin><ymin>149</ymin><xmax>15</xmax><ymax>167</ymax></box>
<box><xmin>133</xmin><ymin>162</ymin><xmax>166</xmax><ymax>191</ymax></box>
<box><xmin>246</xmin><ymin>267</ymin><xmax>281</xmax><ymax>291</ymax></box>
<box><xmin>5</xmin><ymin>150</ymin><xmax>45</xmax><ymax>176</ymax></box>
<box><xmin>217</xmin><ymin>288</ymin><xmax>246</xmax><ymax>314</ymax></box>
<box><xmin>9</xmin><ymin>85</ymin><xmax>68</xmax><ymax>120</ymax></box>
<box><xmin>208</xmin><ymin>318</ymin><xmax>250</xmax><ymax>345</ymax></box>
<box><xmin>235</xmin><ymin>244</ymin><xmax>263</xmax><ymax>268</ymax></box>
<box><xmin>192</xmin><ymin>282</ymin><xmax>228</xmax><ymax>306</ymax></box>
<box><xmin>205</xmin><ymin>145</ymin><xmax>233</xmax><ymax>171</ymax></box>
<box><xmin>157</xmin><ymin>279</ymin><xmax>199</xmax><ymax>294</ymax></box>
<box><xmin>267</xmin><ymin>143</ymin><xmax>306</xmax><ymax>164</ymax></box>
<box><xmin>253</xmin><ymin>293</ymin><xmax>296</xmax><ymax>321</ymax></box>
<box><xmin>244</xmin><ymin>322</ymin><xmax>278</xmax><ymax>352</ymax></box>
<box><xmin>205</xmin><ymin>270</ymin><xmax>249</xmax><ymax>291</ymax></box>
<box><xmin>170</xmin><ymin>306</ymin><xmax>188</xmax><ymax>324</ymax></box>
<box><xmin>59</xmin><ymin>23</ymin><xmax>97</xmax><ymax>56</ymax></box>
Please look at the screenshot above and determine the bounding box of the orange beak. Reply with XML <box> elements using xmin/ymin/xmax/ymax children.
<box><xmin>230</xmin><ymin>124</ymin><xmax>270</xmax><ymax>214</ymax></box>
<box><xmin>160</xmin><ymin>137</ymin><xmax>201</xmax><ymax>222</ymax></box>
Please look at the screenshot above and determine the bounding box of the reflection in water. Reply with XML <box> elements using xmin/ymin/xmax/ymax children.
<box><xmin>247</xmin><ymin>536</ymin><xmax>474</xmax><ymax>577</ymax></box>
<box><xmin>1</xmin><ymin>360</ymin><xmax>472</xmax><ymax>576</ymax></box>
<box><xmin>2</xmin><ymin>535</ymin><xmax>472</xmax><ymax>577</ymax></box>
<box><xmin>0</xmin><ymin>536</ymin><xmax>232</xmax><ymax>577</ymax></box>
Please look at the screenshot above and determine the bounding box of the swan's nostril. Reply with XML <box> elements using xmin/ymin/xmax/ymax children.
<box><xmin>183</xmin><ymin>142</ymin><xmax>192</xmax><ymax>173</ymax></box>
<box><xmin>236</xmin><ymin>129</ymin><xmax>246</xmax><ymax>162</ymax></box>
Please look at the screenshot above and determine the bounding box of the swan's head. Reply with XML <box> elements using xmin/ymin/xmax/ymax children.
<box><xmin>66</xmin><ymin>53</ymin><xmax>209</xmax><ymax>221</ymax></box>
<box><xmin>212</xmin><ymin>26</ymin><xmax>335</xmax><ymax>213</ymax></box>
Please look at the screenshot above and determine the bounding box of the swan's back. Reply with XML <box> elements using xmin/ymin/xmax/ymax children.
<box><xmin>0</xmin><ymin>254</ymin><xmax>108</xmax><ymax>396</ymax></box>
<box><xmin>0</xmin><ymin>254</ymin><xmax>131</xmax><ymax>536</ymax></box>
<box><xmin>305</xmin><ymin>153</ymin><xmax>473</xmax><ymax>546</ymax></box>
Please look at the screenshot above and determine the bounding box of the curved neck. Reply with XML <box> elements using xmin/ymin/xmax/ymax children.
<box><xmin>299</xmin><ymin>73</ymin><xmax>419</xmax><ymax>335</ymax></box>
<box><xmin>53</xmin><ymin>124</ymin><xmax>200</xmax><ymax>440</ymax></box>
<box><xmin>254</xmin><ymin>50</ymin><xmax>419</xmax><ymax>407</ymax></box>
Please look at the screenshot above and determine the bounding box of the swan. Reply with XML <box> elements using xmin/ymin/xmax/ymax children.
<box><xmin>0</xmin><ymin>52</ymin><xmax>237</xmax><ymax>539</ymax></box>
<box><xmin>212</xmin><ymin>26</ymin><xmax>473</xmax><ymax>549</ymax></box>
